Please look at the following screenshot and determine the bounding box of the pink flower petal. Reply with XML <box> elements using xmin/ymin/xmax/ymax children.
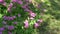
<box><xmin>34</xmin><ymin>23</ymin><xmax>39</xmax><ymax>28</ymax></box>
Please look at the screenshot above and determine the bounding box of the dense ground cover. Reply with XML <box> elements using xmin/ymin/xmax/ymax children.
<box><xmin>0</xmin><ymin>0</ymin><xmax>60</xmax><ymax>34</ymax></box>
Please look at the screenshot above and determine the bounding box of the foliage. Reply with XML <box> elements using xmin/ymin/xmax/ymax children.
<box><xmin>0</xmin><ymin>0</ymin><xmax>60</xmax><ymax>34</ymax></box>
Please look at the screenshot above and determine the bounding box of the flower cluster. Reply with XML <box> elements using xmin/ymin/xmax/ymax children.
<box><xmin>3</xmin><ymin>16</ymin><xmax>16</xmax><ymax>20</ymax></box>
<box><xmin>0</xmin><ymin>0</ymin><xmax>43</xmax><ymax>34</ymax></box>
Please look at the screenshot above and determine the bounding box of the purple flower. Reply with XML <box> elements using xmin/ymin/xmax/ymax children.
<box><xmin>8</xmin><ymin>31</ymin><xmax>12</xmax><ymax>34</ymax></box>
<box><xmin>22</xmin><ymin>3</ymin><xmax>28</xmax><ymax>9</ymax></box>
<box><xmin>0</xmin><ymin>27</ymin><xmax>5</xmax><ymax>31</ymax></box>
<box><xmin>3</xmin><ymin>16</ymin><xmax>8</xmax><ymax>20</ymax></box>
<box><xmin>2</xmin><ymin>21</ymin><xmax>7</xmax><ymax>25</ymax></box>
<box><xmin>8</xmin><ymin>26</ymin><xmax>14</xmax><ymax>30</ymax></box>
<box><xmin>12</xmin><ymin>16</ymin><xmax>16</xmax><ymax>19</ymax></box>
<box><xmin>18</xmin><ymin>14</ymin><xmax>21</xmax><ymax>17</ymax></box>
<box><xmin>0</xmin><ymin>32</ymin><xmax>2</xmax><ymax>34</ymax></box>
<box><xmin>24</xmin><ymin>20</ymin><xmax>29</xmax><ymax>28</ymax></box>
<box><xmin>8</xmin><ymin>17</ymin><xmax>14</xmax><ymax>20</ymax></box>
<box><xmin>34</xmin><ymin>23</ymin><xmax>39</xmax><ymax>28</ymax></box>
<box><xmin>3</xmin><ymin>16</ymin><xmax>14</xmax><ymax>20</ymax></box>
<box><xmin>13</xmin><ymin>22</ymin><xmax>17</xmax><ymax>24</ymax></box>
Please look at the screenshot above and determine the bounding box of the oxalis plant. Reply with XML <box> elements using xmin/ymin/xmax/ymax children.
<box><xmin>0</xmin><ymin>0</ymin><xmax>44</xmax><ymax>34</ymax></box>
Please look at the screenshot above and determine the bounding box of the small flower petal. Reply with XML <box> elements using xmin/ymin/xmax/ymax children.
<box><xmin>8</xmin><ymin>26</ymin><xmax>14</xmax><ymax>30</ymax></box>
<box><xmin>24</xmin><ymin>20</ymin><xmax>29</xmax><ymax>28</ymax></box>
<box><xmin>0</xmin><ymin>32</ymin><xmax>2</xmax><ymax>34</ymax></box>
<box><xmin>34</xmin><ymin>23</ymin><xmax>39</xmax><ymax>28</ymax></box>
<box><xmin>0</xmin><ymin>27</ymin><xmax>5</xmax><ymax>31</ymax></box>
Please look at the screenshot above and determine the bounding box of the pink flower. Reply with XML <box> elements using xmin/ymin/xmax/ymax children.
<box><xmin>29</xmin><ymin>12</ymin><xmax>36</xmax><ymax>17</ymax></box>
<box><xmin>0</xmin><ymin>0</ymin><xmax>4</xmax><ymax>3</ymax></box>
<box><xmin>7</xmin><ymin>7</ymin><xmax>11</xmax><ymax>12</ymax></box>
<box><xmin>9</xmin><ymin>3</ymin><xmax>13</xmax><ymax>8</ymax></box>
<box><xmin>29</xmin><ymin>0</ymin><xmax>32</xmax><ymax>3</ymax></box>
<box><xmin>2</xmin><ymin>2</ymin><xmax>6</xmax><ymax>6</ymax></box>
<box><xmin>29</xmin><ymin>17</ymin><xmax>34</xmax><ymax>20</ymax></box>
<box><xmin>24</xmin><ymin>20</ymin><xmax>29</xmax><ymax>28</ymax></box>
<box><xmin>7</xmin><ymin>3</ymin><xmax>13</xmax><ymax>12</ymax></box>
<box><xmin>34</xmin><ymin>23</ymin><xmax>39</xmax><ymax>28</ymax></box>
<box><xmin>37</xmin><ymin>19</ymin><xmax>43</xmax><ymax>23</ymax></box>
<box><xmin>17</xmin><ymin>0</ymin><xmax>23</xmax><ymax>4</ymax></box>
